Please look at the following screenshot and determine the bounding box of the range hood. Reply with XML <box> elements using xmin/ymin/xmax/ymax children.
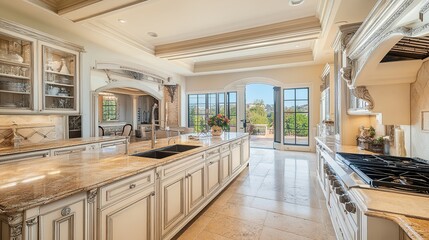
<box><xmin>343</xmin><ymin>0</ymin><xmax>429</xmax><ymax>88</ymax></box>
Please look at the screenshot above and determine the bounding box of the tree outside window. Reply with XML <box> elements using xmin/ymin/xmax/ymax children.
<box><xmin>102</xmin><ymin>95</ymin><xmax>118</xmax><ymax>121</ymax></box>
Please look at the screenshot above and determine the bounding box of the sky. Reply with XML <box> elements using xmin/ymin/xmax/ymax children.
<box><xmin>246</xmin><ymin>84</ymin><xmax>274</xmax><ymax>105</ymax></box>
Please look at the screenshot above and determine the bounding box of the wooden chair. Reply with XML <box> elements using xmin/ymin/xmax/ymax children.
<box><xmin>98</xmin><ymin>126</ymin><xmax>105</xmax><ymax>136</ymax></box>
<box><xmin>120</xmin><ymin>124</ymin><xmax>133</xmax><ymax>136</ymax></box>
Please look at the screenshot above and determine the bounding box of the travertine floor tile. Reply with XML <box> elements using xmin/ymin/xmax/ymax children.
<box><xmin>258</xmin><ymin>226</ymin><xmax>312</xmax><ymax>240</ymax></box>
<box><xmin>195</xmin><ymin>230</ymin><xmax>233</xmax><ymax>240</ymax></box>
<box><xmin>216</xmin><ymin>203</ymin><xmax>268</xmax><ymax>224</ymax></box>
<box><xmin>251</xmin><ymin>197</ymin><xmax>323</xmax><ymax>223</ymax></box>
<box><xmin>264</xmin><ymin>212</ymin><xmax>327</xmax><ymax>240</ymax></box>
<box><xmin>175</xmin><ymin>148</ymin><xmax>335</xmax><ymax>240</ymax></box>
<box><xmin>205</xmin><ymin>214</ymin><xmax>263</xmax><ymax>240</ymax></box>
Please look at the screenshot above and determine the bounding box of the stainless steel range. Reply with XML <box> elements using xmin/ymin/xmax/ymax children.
<box><xmin>337</xmin><ymin>153</ymin><xmax>429</xmax><ymax>195</ymax></box>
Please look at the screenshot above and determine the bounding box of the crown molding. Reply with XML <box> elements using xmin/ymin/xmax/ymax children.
<box><xmin>83</xmin><ymin>21</ymin><xmax>154</xmax><ymax>54</ymax></box>
<box><xmin>193</xmin><ymin>50</ymin><xmax>313</xmax><ymax>73</ymax></box>
<box><xmin>155</xmin><ymin>16</ymin><xmax>321</xmax><ymax>60</ymax></box>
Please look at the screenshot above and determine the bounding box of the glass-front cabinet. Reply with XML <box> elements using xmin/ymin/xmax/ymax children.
<box><xmin>0</xmin><ymin>31</ymin><xmax>34</xmax><ymax>111</ymax></box>
<box><xmin>0</xmin><ymin>19</ymin><xmax>82</xmax><ymax>115</ymax></box>
<box><xmin>41</xmin><ymin>44</ymin><xmax>78</xmax><ymax>112</ymax></box>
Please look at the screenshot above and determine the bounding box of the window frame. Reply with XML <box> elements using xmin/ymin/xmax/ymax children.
<box><xmin>187</xmin><ymin>91</ymin><xmax>237</xmax><ymax>132</ymax></box>
<box><xmin>102</xmin><ymin>95</ymin><xmax>119</xmax><ymax>121</ymax></box>
<box><xmin>283</xmin><ymin>87</ymin><xmax>310</xmax><ymax>146</ymax></box>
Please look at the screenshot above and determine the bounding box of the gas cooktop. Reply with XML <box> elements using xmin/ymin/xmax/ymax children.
<box><xmin>337</xmin><ymin>153</ymin><xmax>429</xmax><ymax>194</ymax></box>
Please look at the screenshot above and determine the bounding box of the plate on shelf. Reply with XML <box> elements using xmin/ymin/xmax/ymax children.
<box><xmin>58</xmin><ymin>93</ymin><xmax>69</xmax><ymax>97</ymax></box>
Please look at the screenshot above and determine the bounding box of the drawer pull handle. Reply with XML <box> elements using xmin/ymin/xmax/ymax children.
<box><xmin>150</xmin><ymin>191</ymin><xmax>155</xmax><ymax>196</ymax></box>
<box><xmin>61</xmin><ymin>207</ymin><xmax>71</xmax><ymax>216</ymax></box>
<box><xmin>209</xmin><ymin>161</ymin><xmax>214</xmax><ymax>165</ymax></box>
<box><xmin>129</xmin><ymin>184</ymin><xmax>136</xmax><ymax>189</ymax></box>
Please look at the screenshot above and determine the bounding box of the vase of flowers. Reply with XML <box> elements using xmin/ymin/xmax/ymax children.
<box><xmin>208</xmin><ymin>114</ymin><xmax>230</xmax><ymax>136</ymax></box>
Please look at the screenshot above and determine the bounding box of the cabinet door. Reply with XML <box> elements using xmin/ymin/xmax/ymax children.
<box><xmin>39</xmin><ymin>196</ymin><xmax>86</xmax><ymax>240</ymax></box>
<box><xmin>220</xmin><ymin>153</ymin><xmax>231</xmax><ymax>183</ymax></box>
<box><xmin>161</xmin><ymin>171</ymin><xmax>186</xmax><ymax>237</ymax></box>
<box><xmin>207</xmin><ymin>156</ymin><xmax>221</xmax><ymax>196</ymax></box>
<box><xmin>0</xmin><ymin>30</ymin><xmax>36</xmax><ymax>113</ymax></box>
<box><xmin>40</xmin><ymin>42</ymin><xmax>79</xmax><ymax>114</ymax></box>
<box><xmin>186</xmin><ymin>162</ymin><xmax>205</xmax><ymax>214</ymax></box>
<box><xmin>241</xmin><ymin>138</ymin><xmax>249</xmax><ymax>164</ymax></box>
<box><xmin>231</xmin><ymin>143</ymin><xmax>241</xmax><ymax>174</ymax></box>
<box><xmin>99</xmin><ymin>187</ymin><xmax>155</xmax><ymax>240</ymax></box>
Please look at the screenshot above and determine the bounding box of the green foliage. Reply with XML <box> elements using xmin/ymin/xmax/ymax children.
<box><xmin>247</xmin><ymin>99</ymin><xmax>269</xmax><ymax>125</ymax></box>
<box><xmin>208</xmin><ymin>114</ymin><xmax>230</xmax><ymax>129</ymax></box>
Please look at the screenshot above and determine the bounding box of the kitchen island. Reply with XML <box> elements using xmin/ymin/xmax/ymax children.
<box><xmin>0</xmin><ymin>132</ymin><xmax>250</xmax><ymax>240</ymax></box>
<box><xmin>316</xmin><ymin>136</ymin><xmax>429</xmax><ymax>240</ymax></box>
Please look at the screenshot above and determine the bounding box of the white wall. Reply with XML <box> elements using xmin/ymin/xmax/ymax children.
<box><xmin>186</xmin><ymin>65</ymin><xmax>324</xmax><ymax>152</ymax></box>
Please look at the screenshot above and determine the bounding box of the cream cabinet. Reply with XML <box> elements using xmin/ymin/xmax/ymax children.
<box><xmin>38</xmin><ymin>193</ymin><xmax>87</xmax><ymax>240</ymax></box>
<box><xmin>99</xmin><ymin>187</ymin><xmax>155</xmax><ymax>240</ymax></box>
<box><xmin>40</xmin><ymin>42</ymin><xmax>79</xmax><ymax>114</ymax></box>
<box><xmin>241</xmin><ymin>138</ymin><xmax>249</xmax><ymax>164</ymax></box>
<box><xmin>186</xmin><ymin>162</ymin><xmax>205</xmax><ymax>213</ymax></box>
<box><xmin>160</xmin><ymin>170</ymin><xmax>187</xmax><ymax>237</ymax></box>
<box><xmin>0</xmin><ymin>30</ymin><xmax>35</xmax><ymax>113</ymax></box>
<box><xmin>98</xmin><ymin>170</ymin><xmax>156</xmax><ymax>240</ymax></box>
<box><xmin>231</xmin><ymin>141</ymin><xmax>241</xmax><ymax>174</ymax></box>
<box><xmin>206</xmin><ymin>154</ymin><xmax>221</xmax><ymax>196</ymax></box>
<box><xmin>220</xmin><ymin>151</ymin><xmax>231</xmax><ymax>183</ymax></box>
<box><xmin>0</xmin><ymin>18</ymin><xmax>83</xmax><ymax>115</ymax></box>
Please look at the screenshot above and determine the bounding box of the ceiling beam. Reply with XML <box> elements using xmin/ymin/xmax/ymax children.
<box><xmin>193</xmin><ymin>50</ymin><xmax>314</xmax><ymax>73</ymax></box>
<box><xmin>155</xmin><ymin>16</ymin><xmax>321</xmax><ymax>60</ymax></box>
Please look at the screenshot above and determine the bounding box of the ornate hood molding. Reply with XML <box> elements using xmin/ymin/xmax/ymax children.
<box><xmin>342</xmin><ymin>0</ymin><xmax>429</xmax><ymax>88</ymax></box>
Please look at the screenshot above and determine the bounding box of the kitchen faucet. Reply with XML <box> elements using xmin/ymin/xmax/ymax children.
<box><xmin>151</xmin><ymin>103</ymin><xmax>158</xmax><ymax>148</ymax></box>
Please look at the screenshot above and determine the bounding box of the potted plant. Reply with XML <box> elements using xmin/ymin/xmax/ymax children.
<box><xmin>208</xmin><ymin>114</ymin><xmax>230</xmax><ymax>136</ymax></box>
<box><xmin>370</xmin><ymin>136</ymin><xmax>384</xmax><ymax>153</ymax></box>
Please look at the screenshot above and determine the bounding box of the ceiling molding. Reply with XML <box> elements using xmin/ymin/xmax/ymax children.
<box><xmin>104</xmin><ymin>88</ymin><xmax>149</xmax><ymax>96</ymax></box>
<box><xmin>193</xmin><ymin>50</ymin><xmax>314</xmax><ymax>73</ymax></box>
<box><xmin>25</xmin><ymin>0</ymin><xmax>149</xmax><ymax>23</ymax></box>
<box><xmin>155</xmin><ymin>16</ymin><xmax>321</xmax><ymax>60</ymax></box>
<box><xmin>82</xmin><ymin>21</ymin><xmax>154</xmax><ymax>54</ymax></box>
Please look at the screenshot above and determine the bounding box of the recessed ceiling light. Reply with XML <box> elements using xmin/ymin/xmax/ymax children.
<box><xmin>147</xmin><ymin>32</ymin><xmax>158</xmax><ymax>37</ymax></box>
<box><xmin>289</xmin><ymin>0</ymin><xmax>304</xmax><ymax>6</ymax></box>
<box><xmin>118</xmin><ymin>19</ymin><xmax>127</xmax><ymax>23</ymax></box>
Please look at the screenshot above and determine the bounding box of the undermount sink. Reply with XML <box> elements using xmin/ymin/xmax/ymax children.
<box><xmin>132</xmin><ymin>150</ymin><xmax>178</xmax><ymax>159</ymax></box>
<box><xmin>160</xmin><ymin>144</ymin><xmax>200</xmax><ymax>152</ymax></box>
<box><xmin>132</xmin><ymin>144</ymin><xmax>201</xmax><ymax>159</ymax></box>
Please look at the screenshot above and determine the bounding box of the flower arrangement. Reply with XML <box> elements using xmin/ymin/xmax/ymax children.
<box><xmin>208</xmin><ymin>114</ymin><xmax>230</xmax><ymax>129</ymax></box>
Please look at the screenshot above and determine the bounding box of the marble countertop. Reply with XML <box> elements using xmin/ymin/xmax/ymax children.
<box><xmin>315</xmin><ymin>136</ymin><xmax>375</xmax><ymax>157</ymax></box>
<box><xmin>0</xmin><ymin>136</ymin><xmax>127</xmax><ymax>156</ymax></box>
<box><xmin>315</xmin><ymin>136</ymin><xmax>429</xmax><ymax>240</ymax></box>
<box><xmin>0</xmin><ymin>132</ymin><xmax>248</xmax><ymax>214</ymax></box>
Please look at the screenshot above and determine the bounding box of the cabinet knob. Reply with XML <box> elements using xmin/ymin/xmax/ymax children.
<box><xmin>129</xmin><ymin>184</ymin><xmax>136</xmax><ymax>189</ymax></box>
<box><xmin>61</xmin><ymin>207</ymin><xmax>71</xmax><ymax>216</ymax></box>
<box><xmin>150</xmin><ymin>191</ymin><xmax>155</xmax><ymax>196</ymax></box>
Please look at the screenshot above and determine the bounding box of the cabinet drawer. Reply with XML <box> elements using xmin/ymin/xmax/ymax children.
<box><xmin>0</xmin><ymin>150</ymin><xmax>50</xmax><ymax>163</ymax></box>
<box><xmin>230</xmin><ymin>140</ymin><xmax>241</xmax><ymax>149</ymax></box>
<box><xmin>205</xmin><ymin>147</ymin><xmax>220</xmax><ymax>159</ymax></box>
<box><xmin>100</xmin><ymin>139</ymin><xmax>127</xmax><ymax>148</ymax></box>
<box><xmin>51</xmin><ymin>145</ymin><xmax>87</xmax><ymax>156</ymax></box>
<box><xmin>100</xmin><ymin>170</ymin><xmax>155</xmax><ymax>208</ymax></box>
<box><xmin>161</xmin><ymin>153</ymin><xmax>204</xmax><ymax>179</ymax></box>
<box><xmin>220</xmin><ymin>143</ymin><xmax>230</xmax><ymax>152</ymax></box>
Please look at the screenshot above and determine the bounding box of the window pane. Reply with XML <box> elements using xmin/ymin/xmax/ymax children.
<box><xmin>284</xmin><ymin>101</ymin><xmax>295</xmax><ymax>112</ymax></box>
<box><xmin>198</xmin><ymin>104</ymin><xmax>206</xmax><ymax>115</ymax></box>
<box><xmin>284</xmin><ymin>129</ymin><xmax>296</xmax><ymax>144</ymax></box>
<box><xmin>198</xmin><ymin>94</ymin><xmax>206</xmax><ymax>104</ymax></box>
<box><xmin>284</xmin><ymin>113</ymin><xmax>295</xmax><ymax>130</ymax></box>
<box><xmin>218</xmin><ymin>93</ymin><xmax>225</xmax><ymax>104</ymax></box>
<box><xmin>296</xmin><ymin>113</ymin><xmax>309</xmax><ymax>129</ymax></box>
<box><xmin>228</xmin><ymin>92</ymin><xmax>237</xmax><ymax>102</ymax></box>
<box><xmin>296</xmin><ymin>100</ymin><xmax>308</xmax><ymax>112</ymax></box>
<box><xmin>296</xmin><ymin>88</ymin><xmax>308</xmax><ymax>100</ymax></box>
<box><xmin>284</xmin><ymin>89</ymin><xmax>295</xmax><ymax>100</ymax></box>
<box><xmin>189</xmin><ymin>95</ymin><xmax>197</xmax><ymax>104</ymax></box>
<box><xmin>296</xmin><ymin>129</ymin><xmax>309</xmax><ymax>145</ymax></box>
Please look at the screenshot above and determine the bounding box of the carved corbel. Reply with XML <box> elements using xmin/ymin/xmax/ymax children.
<box><xmin>7</xmin><ymin>213</ymin><xmax>23</xmax><ymax>240</ymax></box>
<box><xmin>165</xmin><ymin>84</ymin><xmax>178</xmax><ymax>103</ymax></box>
<box><xmin>87</xmin><ymin>188</ymin><xmax>98</xmax><ymax>204</ymax></box>
<box><xmin>352</xmin><ymin>86</ymin><xmax>374</xmax><ymax>110</ymax></box>
<box><xmin>340</xmin><ymin>66</ymin><xmax>353</xmax><ymax>86</ymax></box>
